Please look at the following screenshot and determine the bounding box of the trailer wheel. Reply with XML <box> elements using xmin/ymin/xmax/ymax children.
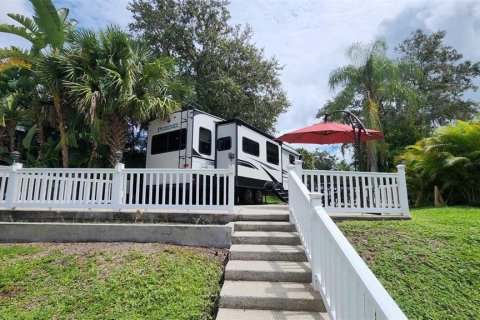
<box><xmin>241</xmin><ymin>188</ymin><xmax>254</xmax><ymax>205</ymax></box>
<box><xmin>253</xmin><ymin>189</ymin><xmax>263</xmax><ymax>204</ymax></box>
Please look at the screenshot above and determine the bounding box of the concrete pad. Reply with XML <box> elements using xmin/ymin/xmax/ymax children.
<box><xmin>232</xmin><ymin>231</ymin><xmax>301</xmax><ymax>245</ymax></box>
<box><xmin>219</xmin><ymin>280</ymin><xmax>325</xmax><ymax>312</ymax></box>
<box><xmin>230</xmin><ymin>244</ymin><xmax>307</xmax><ymax>262</ymax></box>
<box><xmin>216</xmin><ymin>308</ymin><xmax>329</xmax><ymax>320</ymax></box>
<box><xmin>234</xmin><ymin>221</ymin><xmax>296</xmax><ymax>232</ymax></box>
<box><xmin>225</xmin><ymin>260</ymin><xmax>311</xmax><ymax>282</ymax></box>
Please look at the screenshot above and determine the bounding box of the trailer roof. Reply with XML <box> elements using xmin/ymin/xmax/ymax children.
<box><xmin>217</xmin><ymin>118</ymin><xmax>277</xmax><ymax>141</ymax></box>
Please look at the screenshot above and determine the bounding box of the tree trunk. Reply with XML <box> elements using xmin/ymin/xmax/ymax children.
<box><xmin>53</xmin><ymin>92</ymin><xmax>69</xmax><ymax>168</ymax></box>
<box><xmin>36</xmin><ymin>122</ymin><xmax>45</xmax><ymax>161</ymax></box>
<box><xmin>6</xmin><ymin>121</ymin><xmax>16</xmax><ymax>152</ymax></box>
<box><xmin>106</xmin><ymin>115</ymin><xmax>128</xmax><ymax>167</ymax></box>
<box><xmin>87</xmin><ymin>140</ymin><xmax>99</xmax><ymax>168</ymax></box>
<box><xmin>366</xmin><ymin>141</ymin><xmax>378</xmax><ymax>172</ymax></box>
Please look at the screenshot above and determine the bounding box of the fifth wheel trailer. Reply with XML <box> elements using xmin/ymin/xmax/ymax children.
<box><xmin>146</xmin><ymin>109</ymin><xmax>300</xmax><ymax>204</ymax></box>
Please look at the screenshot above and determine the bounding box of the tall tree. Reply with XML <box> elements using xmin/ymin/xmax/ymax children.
<box><xmin>0</xmin><ymin>0</ymin><xmax>77</xmax><ymax>167</ymax></box>
<box><xmin>318</xmin><ymin>39</ymin><xmax>421</xmax><ymax>171</ymax></box>
<box><xmin>128</xmin><ymin>0</ymin><xmax>289</xmax><ymax>133</ymax></box>
<box><xmin>63</xmin><ymin>27</ymin><xmax>183</xmax><ymax>167</ymax></box>
<box><xmin>396</xmin><ymin>30</ymin><xmax>480</xmax><ymax>127</ymax></box>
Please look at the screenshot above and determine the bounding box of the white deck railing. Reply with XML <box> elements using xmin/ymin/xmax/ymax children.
<box><xmin>0</xmin><ymin>163</ymin><xmax>235</xmax><ymax>213</ymax></box>
<box><xmin>288</xmin><ymin>162</ymin><xmax>408</xmax><ymax>320</ymax></box>
<box><xmin>299</xmin><ymin>162</ymin><xmax>410</xmax><ymax>216</ymax></box>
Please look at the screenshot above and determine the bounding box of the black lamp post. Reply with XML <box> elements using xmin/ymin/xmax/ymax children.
<box><xmin>323</xmin><ymin>110</ymin><xmax>370</xmax><ymax>171</ymax></box>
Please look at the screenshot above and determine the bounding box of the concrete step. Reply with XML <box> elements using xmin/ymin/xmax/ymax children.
<box><xmin>216</xmin><ymin>309</ymin><xmax>330</xmax><ymax>320</ymax></box>
<box><xmin>229</xmin><ymin>244</ymin><xmax>308</xmax><ymax>262</ymax></box>
<box><xmin>236</xmin><ymin>211</ymin><xmax>289</xmax><ymax>221</ymax></box>
<box><xmin>219</xmin><ymin>280</ymin><xmax>325</xmax><ymax>312</ymax></box>
<box><xmin>234</xmin><ymin>221</ymin><xmax>296</xmax><ymax>232</ymax></box>
<box><xmin>232</xmin><ymin>231</ymin><xmax>302</xmax><ymax>245</ymax></box>
<box><xmin>225</xmin><ymin>260</ymin><xmax>311</xmax><ymax>282</ymax></box>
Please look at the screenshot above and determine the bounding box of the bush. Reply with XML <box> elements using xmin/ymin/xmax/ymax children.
<box><xmin>397</xmin><ymin>119</ymin><xmax>480</xmax><ymax>206</ymax></box>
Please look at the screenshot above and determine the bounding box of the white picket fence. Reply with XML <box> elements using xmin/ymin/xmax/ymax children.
<box><xmin>288</xmin><ymin>162</ymin><xmax>408</xmax><ymax>320</ymax></box>
<box><xmin>298</xmin><ymin>162</ymin><xmax>410</xmax><ymax>216</ymax></box>
<box><xmin>0</xmin><ymin>164</ymin><xmax>235</xmax><ymax>213</ymax></box>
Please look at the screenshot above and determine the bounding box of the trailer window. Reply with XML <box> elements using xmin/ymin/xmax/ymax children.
<box><xmin>199</xmin><ymin>127</ymin><xmax>212</xmax><ymax>155</ymax></box>
<box><xmin>266</xmin><ymin>142</ymin><xmax>279</xmax><ymax>165</ymax></box>
<box><xmin>151</xmin><ymin>129</ymin><xmax>187</xmax><ymax>155</ymax></box>
<box><xmin>217</xmin><ymin>137</ymin><xmax>231</xmax><ymax>151</ymax></box>
<box><xmin>242</xmin><ymin>137</ymin><xmax>259</xmax><ymax>157</ymax></box>
<box><xmin>289</xmin><ymin>154</ymin><xmax>295</xmax><ymax>164</ymax></box>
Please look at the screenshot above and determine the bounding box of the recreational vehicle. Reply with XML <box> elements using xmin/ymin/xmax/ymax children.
<box><xmin>146</xmin><ymin>109</ymin><xmax>300</xmax><ymax>204</ymax></box>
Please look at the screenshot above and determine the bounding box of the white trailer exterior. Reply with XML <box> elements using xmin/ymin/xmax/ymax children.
<box><xmin>146</xmin><ymin>109</ymin><xmax>300</xmax><ymax>204</ymax></box>
<box><xmin>147</xmin><ymin>109</ymin><xmax>222</xmax><ymax>170</ymax></box>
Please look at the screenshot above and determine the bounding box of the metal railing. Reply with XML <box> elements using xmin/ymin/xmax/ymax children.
<box><xmin>0</xmin><ymin>163</ymin><xmax>235</xmax><ymax>213</ymax></box>
<box><xmin>288</xmin><ymin>162</ymin><xmax>408</xmax><ymax>320</ymax></box>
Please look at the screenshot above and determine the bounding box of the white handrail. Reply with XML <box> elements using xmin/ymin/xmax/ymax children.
<box><xmin>0</xmin><ymin>164</ymin><xmax>235</xmax><ymax>213</ymax></box>
<box><xmin>297</xmin><ymin>162</ymin><xmax>410</xmax><ymax>217</ymax></box>
<box><xmin>288</xmin><ymin>164</ymin><xmax>408</xmax><ymax>320</ymax></box>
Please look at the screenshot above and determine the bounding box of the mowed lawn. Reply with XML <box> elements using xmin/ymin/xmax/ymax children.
<box><xmin>0</xmin><ymin>243</ymin><xmax>226</xmax><ymax>320</ymax></box>
<box><xmin>337</xmin><ymin>207</ymin><xmax>480</xmax><ymax>320</ymax></box>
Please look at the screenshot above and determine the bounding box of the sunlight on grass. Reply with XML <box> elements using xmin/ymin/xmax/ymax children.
<box><xmin>0</xmin><ymin>244</ymin><xmax>224</xmax><ymax>320</ymax></box>
<box><xmin>338</xmin><ymin>207</ymin><xmax>480</xmax><ymax>320</ymax></box>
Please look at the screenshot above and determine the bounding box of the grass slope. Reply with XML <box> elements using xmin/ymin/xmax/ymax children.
<box><xmin>337</xmin><ymin>207</ymin><xmax>480</xmax><ymax>320</ymax></box>
<box><xmin>0</xmin><ymin>243</ymin><xmax>225</xmax><ymax>320</ymax></box>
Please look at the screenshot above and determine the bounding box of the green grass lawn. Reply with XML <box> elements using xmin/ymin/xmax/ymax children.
<box><xmin>0</xmin><ymin>243</ymin><xmax>225</xmax><ymax>320</ymax></box>
<box><xmin>337</xmin><ymin>207</ymin><xmax>480</xmax><ymax>320</ymax></box>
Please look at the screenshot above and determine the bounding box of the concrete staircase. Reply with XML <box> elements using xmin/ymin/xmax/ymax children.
<box><xmin>217</xmin><ymin>208</ymin><xmax>329</xmax><ymax>320</ymax></box>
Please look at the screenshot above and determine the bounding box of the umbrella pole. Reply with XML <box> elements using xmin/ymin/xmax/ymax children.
<box><xmin>355</xmin><ymin>127</ymin><xmax>362</xmax><ymax>171</ymax></box>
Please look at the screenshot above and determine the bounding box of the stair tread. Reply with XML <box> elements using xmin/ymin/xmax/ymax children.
<box><xmin>230</xmin><ymin>244</ymin><xmax>304</xmax><ymax>253</ymax></box>
<box><xmin>226</xmin><ymin>260</ymin><xmax>311</xmax><ymax>273</ymax></box>
<box><xmin>220</xmin><ymin>281</ymin><xmax>321</xmax><ymax>300</ymax></box>
<box><xmin>216</xmin><ymin>309</ymin><xmax>329</xmax><ymax>320</ymax></box>
<box><xmin>233</xmin><ymin>231</ymin><xmax>299</xmax><ymax>238</ymax></box>
<box><xmin>235</xmin><ymin>221</ymin><xmax>294</xmax><ymax>226</ymax></box>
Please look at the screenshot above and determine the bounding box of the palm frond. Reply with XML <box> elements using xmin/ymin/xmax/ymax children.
<box><xmin>30</xmin><ymin>0</ymin><xmax>65</xmax><ymax>50</ymax></box>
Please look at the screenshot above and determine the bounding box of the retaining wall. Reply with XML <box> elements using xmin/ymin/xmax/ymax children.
<box><xmin>0</xmin><ymin>222</ymin><xmax>233</xmax><ymax>248</ymax></box>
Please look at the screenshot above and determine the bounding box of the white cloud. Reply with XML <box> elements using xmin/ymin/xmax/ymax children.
<box><xmin>1</xmin><ymin>0</ymin><xmax>479</xmax><ymax>147</ymax></box>
<box><xmin>228</xmin><ymin>0</ymin><xmax>480</xmax><ymax>139</ymax></box>
<box><xmin>0</xmin><ymin>0</ymin><xmax>32</xmax><ymax>49</ymax></box>
<box><xmin>54</xmin><ymin>0</ymin><xmax>132</xmax><ymax>30</ymax></box>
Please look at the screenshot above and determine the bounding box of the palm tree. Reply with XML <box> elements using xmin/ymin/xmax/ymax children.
<box><xmin>63</xmin><ymin>26</ymin><xmax>183</xmax><ymax>167</ymax></box>
<box><xmin>323</xmin><ymin>39</ymin><xmax>421</xmax><ymax>171</ymax></box>
<box><xmin>0</xmin><ymin>0</ymin><xmax>77</xmax><ymax>167</ymax></box>
<box><xmin>398</xmin><ymin>120</ymin><xmax>480</xmax><ymax>206</ymax></box>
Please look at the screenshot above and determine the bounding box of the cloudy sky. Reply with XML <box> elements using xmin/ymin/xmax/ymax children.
<box><xmin>1</xmin><ymin>0</ymin><xmax>479</xmax><ymax>155</ymax></box>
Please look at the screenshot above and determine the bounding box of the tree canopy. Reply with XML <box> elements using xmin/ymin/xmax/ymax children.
<box><xmin>128</xmin><ymin>0</ymin><xmax>289</xmax><ymax>133</ymax></box>
<box><xmin>396</xmin><ymin>29</ymin><xmax>480</xmax><ymax>126</ymax></box>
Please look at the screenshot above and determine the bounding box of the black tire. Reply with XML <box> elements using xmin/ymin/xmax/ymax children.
<box><xmin>253</xmin><ymin>189</ymin><xmax>263</xmax><ymax>204</ymax></box>
<box><xmin>241</xmin><ymin>188</ymin><xmax>254</xmax><ymax>205</ymax></box>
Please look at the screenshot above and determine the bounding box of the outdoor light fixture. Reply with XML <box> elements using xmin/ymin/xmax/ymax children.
<box><xmin>10</xmin><ymin>151</ymin><xmax>20</xmax><ymax>164</ymax></box>
<box><xmin>228</xmin><ymin>152</ymin><xmax>236</xmax><ymax>165</ymax></box>
<box><xmin>115</xmin><ymin>151</ymin><xmax>123</xmax><ymax>164</ymax></box>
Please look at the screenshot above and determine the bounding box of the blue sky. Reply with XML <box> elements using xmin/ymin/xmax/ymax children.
<box><xmin>1</xmin><ymin>0</ymin><xmax>479</xmax><ymax>159</ymax></box>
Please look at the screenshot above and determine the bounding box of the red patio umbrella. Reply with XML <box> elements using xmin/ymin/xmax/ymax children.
<box><xmin>276</xmin><ymin>111</ymin><xmax>384</xmax><ymax>170</ymax></box>
<box><xmin>276</xmin><ymin>121</ymin><xmax>383</xmax><ymax>144</ymax></box>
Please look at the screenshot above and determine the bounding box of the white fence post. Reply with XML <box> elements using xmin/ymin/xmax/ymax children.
<box><xmin>287</xmin><ymin>164</ymin><xmax>296</xmax><ymax>223</ymax></box>
<box><xmin>397</xmin><ymin>165</ymin><xmax>410</xmax><ymax>217</ymax></box>
<box><xmin>228</xmin><ymin>164</ymin><xmax>235</xmax><ymax>213</ymax></box>
<box><xmin>294</xmin><ymin>160</ymin><xmax>303</xmax><ymax>178</ymax></box>
<box><xmin>111</xmin><ymin>163</ymin><xmax>125</xmax><ymax>211</ymax></box>
<box><xmin>309</xmin><ymin>192</ymin><xmax>323</xmax><ymax>291</ymax></box>
<box><xmin>5</xmin><ymin>163</ymin><xmax>22</xmax><ymax>209</ymax></box>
